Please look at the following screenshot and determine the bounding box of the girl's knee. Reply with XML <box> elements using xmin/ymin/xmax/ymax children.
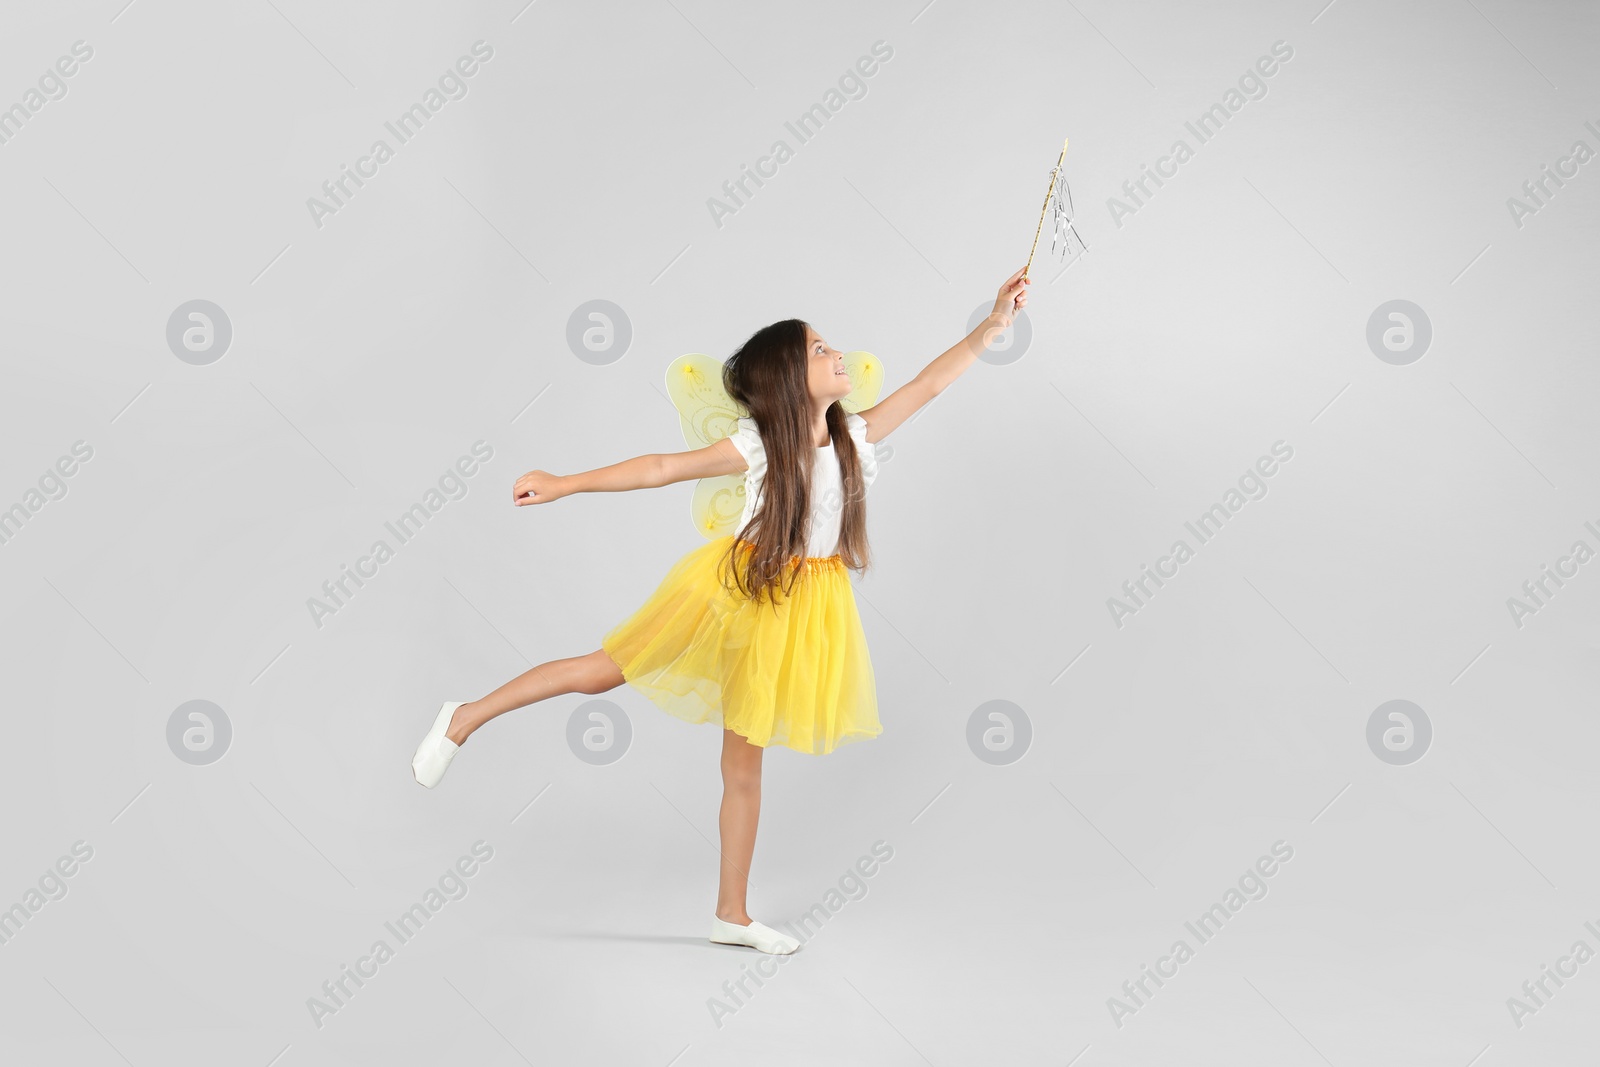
<box><xmin>721</xmin><ymin>766</ymin><xmax>762</xmax><ymax>793</ymax></box>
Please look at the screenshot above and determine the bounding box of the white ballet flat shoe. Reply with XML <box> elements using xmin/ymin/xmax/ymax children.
<box><xmin>709</xmin><ymin>915</ymin><xmax>800</xmax><ymax>955</ymax></box>
<box><xmin>412</xmin><ymin>701</ymin><xmax>466</xmax><ymax>788</ymax></box>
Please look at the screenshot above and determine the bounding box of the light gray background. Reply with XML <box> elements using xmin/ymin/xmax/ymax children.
<box><xmin>2</xmin><ymin>0</ymin><xmax>1597</xmax><ymax>1064</ymax></box>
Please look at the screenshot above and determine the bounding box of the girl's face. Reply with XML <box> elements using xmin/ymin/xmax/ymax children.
<box><xmin>803</xmin><ymin>326</ymin><xmax>852</xmax><ymax>404</ymax></box>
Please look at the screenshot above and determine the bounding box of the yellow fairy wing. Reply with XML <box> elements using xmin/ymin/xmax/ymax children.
<box><xmin>689</xmin><ymin>474</ymin><xmax>747</xmax><ymax>539</ymax></box>
<box><xmin>666</xmin><ymin>353</ymin><xmax>749</xmax><ymax>539</ymax></box>
<box><xmin>665</xmin><ymin>352</ymin><xmax>747</xmax><ymax>448</ymax></box>
<box><xmin>839</xmin><ymin>350</ymin><xmax>884</xmax><ymax>412</ymax></box>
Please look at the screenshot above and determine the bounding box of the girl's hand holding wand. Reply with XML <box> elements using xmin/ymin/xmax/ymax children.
<box><xmin>980</xmin><ymin>266</ymin><xmax>1030</xmax><ymax>346</ymax></box>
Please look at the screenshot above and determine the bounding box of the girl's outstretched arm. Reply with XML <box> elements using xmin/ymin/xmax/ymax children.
<box><xmin>512</xmin><ymin>438</ymin><xmax>747</xmax><ymax>506</ymax></box>
<box><xmin>855</xmin><ymin>266</ymin><xmax>1030</xmax><ymax>444</ymax></box>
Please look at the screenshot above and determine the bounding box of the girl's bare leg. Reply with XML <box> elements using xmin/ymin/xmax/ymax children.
<box><xmin>446</xmin><ymin>649</ymin><xmax>624</xmax><ymax>745</ymax></box>
<box><xmin>715</xmin><ymin>727</ymin><xmax>764</xmax><ymax>925</ymax></box>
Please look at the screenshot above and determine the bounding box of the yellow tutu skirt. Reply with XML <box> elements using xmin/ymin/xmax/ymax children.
<box><xmin>601</xmin><ymin>535</ymin><xmax>881</xmax><ymax>754</ymax></box>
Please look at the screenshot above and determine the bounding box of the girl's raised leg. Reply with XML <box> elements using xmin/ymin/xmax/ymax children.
<box><xmin>446</xmin><ymin>649</ymin><xmax>624</xmax><ymax>745</ymax></box>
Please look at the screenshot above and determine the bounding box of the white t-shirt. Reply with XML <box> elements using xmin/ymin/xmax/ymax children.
<box><xmin>724</xmin><ymin>411</ymin><xmax>879</xmax><ymax>558</ymax></box>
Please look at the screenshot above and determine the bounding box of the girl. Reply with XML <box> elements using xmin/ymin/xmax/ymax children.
<box><xmin>412</xmin><ymin>266</ymin><xmax>1030</xmax><ymax>954</ymax></box>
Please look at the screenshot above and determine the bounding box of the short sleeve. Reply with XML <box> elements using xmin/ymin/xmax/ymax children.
<box><xmin>846</xmin><ymin>412</ymin><xmax>879</xmax><ymax>488</ymax></box>
<box><xmin>725</xmin><ymin>417</ymin><xmax>766</xmax><ymax>479</ymax></box>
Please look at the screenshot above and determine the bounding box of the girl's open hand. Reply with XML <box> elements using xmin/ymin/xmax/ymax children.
<box><xmin>991</xmin><ymin>266</ymin><xmax>1030</xmax><ymax>327</ymax></box>
<box><xmin>513</xmin><ymin>470</ymin><xmax>567</xmax><ymax>506</ymax></box>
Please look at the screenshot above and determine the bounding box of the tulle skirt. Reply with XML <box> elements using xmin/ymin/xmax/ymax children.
<box><xmin>601</xmin><ymin>535</ymin><xmax>881</xmax><ymax>754</ymax></box>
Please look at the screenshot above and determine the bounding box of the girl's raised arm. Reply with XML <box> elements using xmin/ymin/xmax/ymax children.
<box><xmin>855</xmin><ymin>266</ymin><xmax>1030</xmax><ymax>444</ymax></box>
<box><xmin>513</xmin><ymin>438</ymin><xmax>748</xmax><ymax>506</ymax></box>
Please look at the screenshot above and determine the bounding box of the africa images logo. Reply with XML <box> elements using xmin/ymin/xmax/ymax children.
<box><xmin>306</xmin><ymin>41</ymin><xmax>495</xmax><ymax>230</ymax></box>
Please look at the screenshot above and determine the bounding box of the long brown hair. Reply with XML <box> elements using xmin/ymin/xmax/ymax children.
<box><xmin>717</xmin><ymin>318</ymin><xmax>871</xmax><ymax>606</ymax></box>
